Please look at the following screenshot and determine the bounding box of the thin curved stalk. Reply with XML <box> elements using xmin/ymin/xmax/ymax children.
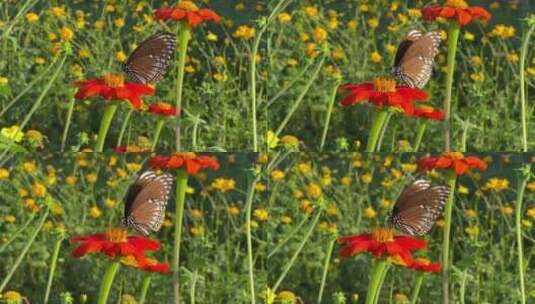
<box><xmin>175</xmin><ymin>24</ymin><xmax>191</xmax><ymax>151</ymax></box>
<box><xmin>138</xmin><ymin>275</ymin><xmax>151</xmax><ymax>304</ymax></box>
<box><xmin>413</xmin><ymin>122</ymin><xmax>427</xmax><ymax>152</ymax></box>
<box><xmin>366</xmin><ymin>110</ymin><xmax>389</xmax><ymax>152</ymax></box>
<box><xmin>317</xmin><ymin>238</ymin><xmax>336</xmax><ymax>304</ymax></box>
<box><xmin>44</xmin><ymin>235</ymin><xmax>64</xmax><ymax>304</ymax></box>
<box><xmin>409</xmin><ymin>273</ymin><xmax>425</xmax><ymax>304</ymax></box>
<box><xmin>173</xmin><ymin>170</ymin><xmax>189</xmax><ymax>304</ymax></box>
<box><xmin>519</xmin><ymin>21</ymin><xmax>535</xmax><ymax>151</ymax></box>
<box><xmin>0</xmin><ymin>208</ymin><xmax>49</xmax><ymax>293</ymax></box>
<box><xmin>151</xmin><ymin>119</ymin><xmax>165</xmax><ymax>150</ymax></box>
<box><xmin>365</xmin><ymin>259</ymin><xmax>390</xmax><ymax>304</ymax></box>
<box><xmin>443</xmin><ymin>21</ymin><xmax>460</xmax><ymax>151</ymax></box>
<box><xmin>515</xmin><ymin>165</ymin><xmax>530</xmax><ymax>304</ymax></box>
<box><xmin>95</xmin><ymin>103</ymin><xmax>118</xmax><ymax>152</ymax></box>
<box><xmin>61</xmin><ymin>93</ymin><xmax>76</xmax><ymax>152</ymax></box>
<box><xmin>272</xmin><ymin>210</ymin><xmax>322</xmax><ymax>293</ymax></box>
<box><xmin>442</xmin><ymin>173</ymin><xmax>457</xmax><ymax>304</ymax></box>
<box><xmin>116</xmin><ymin>108</ymin><xmax>134</xmax><ymax>148</ymax></box>
<box><xmin>320</xmin><ymin>82</ymin><xmax>340</xmax><ymax>152</ymax></box>
<box><xmin>245</xmin><ymin>173</ymin><xmax>260</xmax><ymax>304</ymax></box>
<box><xmin>97</xmin><ymin>261</ymin><xmax>121</xmax><ymax>304</ymax></box>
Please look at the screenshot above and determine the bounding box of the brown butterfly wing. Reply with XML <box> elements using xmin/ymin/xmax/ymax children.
<box><xmin>390</xmin><ymin>179</ymin><xmax>449</xmax><ymax>236</ymax></box>
<box><xmin>123</xmin><ymin>32</ymin><xmax>176</xmax><ymax>84</ymax></box>
<box><xmin>393</xmin><ymin>30</ymin><xmax>422</xmax><ymax>67</ymax></box>
<box><xmin>123</xmin><ymin>170</ymin><xmax>173</xmax><ymax>235</ymax></box>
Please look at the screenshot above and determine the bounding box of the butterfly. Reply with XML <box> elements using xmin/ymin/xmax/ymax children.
<box><xmin>123</xmin><ymin>32</ymin><xmax>176</xmax><ymax>84</ymax></box>
<box><xmin>389</xmin><ymin>179</ymin><xmax>449</xmax><ymax>236</ymax></box>
<box><xmin>122</xmin><ymin>170</ymin><xmax>174</xmax><ymax>236</ymax></box>
<box><xmin>392</xmin><ymin>30</ymin><xmax>441</xmax><ymax>88</ymax></box>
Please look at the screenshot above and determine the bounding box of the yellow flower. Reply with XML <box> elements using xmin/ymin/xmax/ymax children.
<box><xmin>233</xmin><ymin>25</ymin><xmax>255</xmax><ymax>40</ymax></box>
<box><xmin>293</xmin><ymin>190</ymin><xmax>304</xmax><ymax>199</ymax></box>
<box><xmin>114</xmin><ymin>18</ymin><xmax>125</xmax><ymax>28</ymax></box>
<box><xmin>380</xmin><ymin>199</ymin><xmax>391</xmax><ymax>209</ymax></box>
<box><xmin>464</xmin><ymin>209</ymin><xmax>477</xmax><ymax>219</ymax></box>
<box><xmin>51</xmin><ymin>203</ymin><xmax>63</xmax><ymax>215</ymax></box>
<box><xmin>527</xmin><ymin>181</ymin><xmax>535</xmax><ymax>192</ymax></box>
<box><xmin>370</xmin><ymin>51</ymin><xmax>382</xmax><ymax>63</ymax></box>
<box><xmin>86</xmin><ymin>173</ymin><xmax>98</xmax><ymax>184</ymax></box>
<box><xmin>61</xmin><ymin>27</ymin><xmax>74</xmax><ymax>41</ymax></box>
<box><xmin>253</xmin><ymin>208</ymin><xmax>269</xmax><ymax>221</ymax></box>
<box><xmin>464</xmin><ymin>31</ymin><xmax>475</xmax><ymax>41</ymax></box>
<box><xmin>211</xmin><ymin>178</ymin><xmax>236</xmax><ymax>192</ymax></box>
<box><xmin>500</xmin><ymin>205</ymin><xmax>513</xmax><ymax>215</ymax></box>
<box><xmin>277</xmin><ymin>290</ymin><xmax>297</xmax><ymax>302</ymax></box>
<box><xmin>307</xmin><ymin>183</ymin><xmax>322</xmax><ymax>199</ymax></box>
<box><xmin>347</xmin><ymin>20</ymin><xmax>358</xmax><ymax>30</ymax></box>
<box><xmin>280</xmin><ymin>135</ymin><xmax>299</xmax><ymax>147</ymax></box>
<box><xmin>484</xmin><ymin>178</ymin><xmax>509</xmax><ymax>191</ymax></box>
<box><xmin>255</xmin><ymin>182</ymin><xmax>267</xmax><ymax>192</ymax></box>
<box><xmin>267</xmin><ymin>130</ymin><xmax>279</xmax><ymax>149</ymax></box>
<box><xmin>367</xmin><ymin>18</ymin><xmax>379</xmax><ymax>29</ymax></box>
<box><xmin>32</xmin><ymin>182</ymin><xmax>47</xmax><ymax>198</ymax></box>
<box><xmin>66</xmin><ymin>175</ymin><xmax>77</xmax><ymax>186</ymax></box>
<box><xmin>50</xmin><ymin>6</ymin><xmax>66</xmax><ymax>18</ymax></box>
<box><xmin>280</xmin><ymin>215</ymin><xmax>292</xmax><ymax>224</ymax></box>
<box><xmin>190</xmin><ymin>226</ymin><xmax>204</xmax><ymax>236</ymax></box>
<box><xmin>104</xmin><ymin>198</ymin><xmax>116</xmax><ymax>209</ymax></box>
<box><xmin>465</xmin><ymin>226</ymin><xmax>479</xmax><ymax>238</ymax></box>
<box><xmin>4</xmin><ymin>215</ymin><xmax>16</xmax><ymax>224</ymax></box>
<box><xmin>1</xmin><ymin>125</ymin><xmax>24</xmax><ymax>142</ymax></box>
<box><xmin>313</xmin><ymin>26</ymin><xmax>328</xmax><ymax>42</ymax></box>
<box><xmin>490</xmin><ymin>24</ymin><xmax>515</xmax><ymax>39</ymax></box>
<box><xmin>522</xmin><ymin>220</ymin><xmax>532</xmax><ymax>228</ymax></box>
<box><xmin>457</xmin><ymin>185</ymin><xmax>469</xmax><ymax>194</ymax></box>
<box><xmin>408</xmin><ymin>9</ymin><xmax>422</xmax><ymax>18</ymax></box>
<box><xmin>190</xmin><ymin>209</ymin><xmax>204</xmax><ymax>219</ymax></box>
<box><xmin>400</xmin><ymin>163</ymin><xmax>416</xmax><ymax>173</ymax></box>
<box><xmin>89</xmin><ymin>206</ymin><xmax>102</xmax><ymax>218</ymax></box>
<box><xmin>207</xmin><ymin>32</ymin><xmax>218</xmax><ymax>42</ymax></box>
<box><xmin>278</xmin><ymin>12</ymin><xmax>292</xmax><ymax>23</ymax></box>
<box><xmin>364</xmin><ymin>207</ymin><xmax>377</xmax><ymax>219</ymax></box>
<box><xmin>35</xmin><ymin>57</ymin><xmax>45</xmax><ymax>65</ymax></box>
<box><xmin>470</xmin><ymin>72</ymin><xmax>484</xmax><ymax>82</ymax></box>
<box><xmin>359</xmin><ymin>4</ymin><xmax>369</xmax><ymax>12</ymax></box>
<box><xmin>526</xmin><ymin>208</ymin><xmax>535</xmax><ymax>219</ymax></box>
<box><xmin>26</xmin><ymin>12</ymin><xmax>39</xmax><ymax>23</ymax></box>
<box><xmin>303</xmin><ymin>6</ymin><xmax>318</xmax><ymax>17</ymax></box>
<box><xmin>361</xmin><ymin>173</ymin><xmax>373</xmax><ymax>184</ymax></box>
<box><xmin>227</xmin><ymin>205</ymin><xmax>240</xmax><ymax>216</ymax></box>
<box><xmin>271</xmin><ymin>170</ymin><xmax>285</xmax><ymax>181</ymax></box>
<box><xmin>300</xmin><ymin>200</ymin><xmax>314</xmax><ymax>214</ymax></box>
<box><xmin>0</xmin><ymin>168</ymin><xmax>9</xmax><ymax>179</ymax></box>
<box><xmin>116</xmin><ymin>51</ymin><xmax>127</xmax><ymax>62</ymax></box>
<box><xmin>94</xmin><ymin>20</ymin><xmax>106</xmax><ymax>30</ymax></box>
<box><xmin>25</xmin><ymin>198</ymin><xmax>40</xmax><ymax>213</ymax></box>
<box><xmin>341</xmin><ymin>176</ymin><xmax>352</xmax><ymax>186</ymax></box>
<box><xmin>3</xmin><ymin>291</ymin><xmax>22</xmax><ymax>301</ymax></box>
<box><xmin>297</xmin><ymin>163</ymin><xmax>312</xmax><ymax>174</ymax></box>
<box><xmin>470</xmin><ymin>56</ymin><xmax>482</xmax><ymax>66</ymax></box>
<box><xmin>507</xmin><ymin>52</ymin><xmax>519</xmax><ymax>62</ymax></box>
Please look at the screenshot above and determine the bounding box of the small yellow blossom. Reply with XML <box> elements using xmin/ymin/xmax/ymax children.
<box><xmin>254</xmin><ymin>208</ymin><xmax>269</xmax><ymax>221</ymax></box>
<box><xmin>364</xmin><ymin>207</ymin><xmax>377</xmax><ymax>219</ymax></box>
<box><xmin>89</xmin><ymin>206</ymin><xmax>102</xmax><ymax>218</ymax></box>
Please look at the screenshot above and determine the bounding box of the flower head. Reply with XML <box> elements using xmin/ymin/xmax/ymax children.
<box><xmin>418</xmin><ymin>152</ymin><xmax>487</xmax><ymax>176</ymax></box>
<box><xmin>121</xmin><ymin>255</ymin><xmax>170</xmax><ymax>273</ymax></box>
<box><xmin>148</xmin><ymin>102</ymin><xmax>178</xmax><ymax>117</ymax></box>
<box><xmin>422</xmin><ymin>0</ymin><xmax>491</xmax><ymax>27</ymax></box>
<box><xmin>337</xmin><ymin>227</ymin><xmax>427</xmax><ymax>264</ymax></box>
<box><xmin>339</xmin><ymin>78</ymin><xmax>428</xmax><ymax>116</ymax></box>
<box><xmin>411</xmin><ymin>105</ymin><xmax>445</xmax><ymax>121</ymax></box>
<box><xmin>70</xmin><ymin>227</ymin><xmax>160</xmax><ymax>261</ymax></box>
<box><xmin>155</xmin><ymin>1</ymin><xmax>220</xmax><ymax>27</ymax></box>
<box><xmin>149</xmin><ymin>152</ymin><xmax>220</xmax><ymax>174</ymax></box>
<box><xmin>74</xmin><ymin>73</ymin><xmax>154</xmax><ymax>109</ymax></box>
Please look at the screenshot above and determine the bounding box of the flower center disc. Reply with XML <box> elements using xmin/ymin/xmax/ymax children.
<box><xmin>371</xmin><ymin>228</ymin><xmax>394</xmax><ymax>242</ymax></box>
<box><xmin>445</xmin><ymin>0</ymin><xmax>469</xmax><ymax>8</ymax></box>
<box><xmin>103</xmin><ymin>73</ymin><xmax>125</xmax><ymax>88</ymax></box>
<box><xmin>444</xmin><ymin>152</ymin><xmax>464</xmax><ymax>159</ymax></box>
<box><xmin>177</xmin><ymin>1</ymin><xmax>199</xmax><ymax>11</ymax></box>
<box><xmin>373</xmin><ymin>77</ymin><xmax>397</xmax><ymax>93</ymax></box>
<box><xmin>105</xmin><ymin>227</ymin><xmax>128</xmax><ymax>243</ymax></box>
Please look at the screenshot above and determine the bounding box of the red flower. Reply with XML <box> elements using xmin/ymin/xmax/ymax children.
<box><xmin>121</xmin><ymin>255</ymin><xmax>170</xmax><ymax>273</ymax></box>
<box><xmin>422</xmin><ymin>0</ymin><xmax>491</xmax><ymax>27</ymax></box>
<box><xmin>155</xmin><ymin>1</ymin><xmax>220</xmax><ymax>27</ymax></box>
<box><xmin>70</xmin><ymin>228</ymin><xmax>160</xmax><ymax>261</ymax></box>
<box><xmin>411</xmin><ymin>105</ymin><xmax>445</xmax><ymax>121</ymax></box>
<box><xmin>114</xmin><ymin>146</ymin><xmax>152</xmax><ymax>153</ymax></box>
<box><xmin>149</xmin><ymin>152</ymin><xmax>220</xmax><ymax>175</ymax></box>
<box><xmin>148</xmin><ymin>102</ymin><xmax>178</xmax><ymax>117</ymax></box>
<box><xmin>418</xmin><ymin>152</ymin><xmax>487</xmax><ymax>176</ymax></box>
<box><xmin>337</xmin><ymin>228</ymin><xmax>427</xmax><ymax>265</ymax></box>
<box><xmin>408</xmin><ymin>258</ymin><xmax>442</xmax><ymax>273</ymax></box>
<box><xmin>74</xmin><ymin>73</ymin><xmax>154</xmax><ymax>109</ymax></box>
<box><xmin>339</xmin><ymin>77</ymin><xmax>428</xmax><ymax>116</ymax></box>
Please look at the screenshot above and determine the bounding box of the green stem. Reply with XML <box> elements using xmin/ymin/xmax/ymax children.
<box><xmin>245</xmin><ymin>174</ymin><xmax>260</xmax><ymax>304</ymax></box>
<box><xmin>274</xmin><ymin>55</ymin><xmax>326</xmax><ymax>138</ymax></box>
<box><xmin>442</xmin><ymin>172</ymin><xmax>457</xmax><ymax>304</ymax></box>
<box><xmin>443</xmin><ymin>22</ymin><xmax>460</xmax><ymax>151</ymax></box>
<box><xmin>138</xmin><ymin>275</ymin><xmax>151</xmax><ymax>304</ymax></box>
<box><xmin>519</xmin><ymin>22</ymin><xmax>535</xmax><ymax>152</ymax></box>
<box><xmin>365</xmin><ymin>259</ymin><xmax>390</xmax><ymax>304</ymax></box>
<box><xmin>190</xmin><ymin>271</ymin><xmax>198</xmax><ymax>304</ymax></box>
<box><xmin>319</xmin><ymin>82</ymin><xmax>340</xmax><ymax>152</ymax></box>
<box><xmin>44</xmin><ymin>235</ymin><xmax>64</xmax><ymax>304</ymax></box>
<box><xmin>317</xmin><ymin>238</ymin><xmax>336</xmax><ymax>304</ymax></box>
<box><xmin>97</xmin><ymin>261</ymin><xmax>121</xmax><ymax>304</ymax></box>
<box><xmin>175</xmin><ymin>24</ymin><xmax>191</xmax><ymax>151</ymax></box>
<box><xmin>0</xmin><ymin>209</ymin><xmax>49</xmax><ymax>293</ymax></box>
<box><xmin>273</xmin><ymin>210</ymin><xmax>322</xmax><ymax>293</ymax></box>
<box><xmin>515</xmin><ymin>165</ymin><xmax>530</xmax><ymax>304</ymax></box>
<box><xmin>366</xmin><ymin>110</ymin><xmax>389</xmax><ymax>152</ymax></box>
<box><xmin>250</xmin><ymin>31</ymin><xmax>261</xmax><ymax>152</ymax></box>
<box><xmin>173</xmin><ymin>170</ymin><xmax>189</xmax><ymax>304</ymax></box>
<box><xmin>151</xmin><ymin>119</ymin><xmax>165</xmax><ymax>150</ymax></box>
<box><xmin>95</xmin><ymin>103</ymin><xmax>118</xmax><ymax>152</ymax></box>
<box><xmin>413</xmin><ymin>122</ymin><xmax>427</xmax><ymax>152</ymax></box>
<box><xmin>61</xmin><ymin>93</ymin><xmax>76</xmax><ymax>152</ymax></box>
<box><xmin>409</xmin><ymin>273</ymin><xmax>425</xmax><ymax>304</ymax></box>
<box><xmin>116</xmin><ymin>108</ymin><xmax>133</xmax><ymax>148</ymax></box>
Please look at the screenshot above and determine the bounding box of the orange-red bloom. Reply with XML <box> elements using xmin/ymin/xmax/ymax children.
<box><xmin>148</xmin><ymin>102</ymin><xmax>178</xmax><ymax>117</ymax></box>
<box><xmin>149</xmin><ymin>152</ymin><xmax>220</xmax><ymax>174</ymax></box>
<box><xmin>70</xmin><ymin>228</ymin><xmax>160</xmax><ymax>261</ymax></box>
<box><xmin>422</xmin><ymin>0</ymin><xmax>491</xmax><ymax>27</ymax></box>
<box><xmin>408</xmin><ymin>258</ymin><xmax>442</xmax><ymax>273</ymax></box>
<box><xmin>114</xmin><ymin>146</ymin><xmax>152</xmax><ymax>153</ymax></box>
<box><xmin>411</xmin><ymin>105</ymin><xmax>445</xmax><ymax>121</ymax></box>
<box><xmin>121</xmin><ymin>255</ymin><xmax>170</xmax><ymax>273</ymax></box>
<box><xmin>74</xmin><ymin>73</ymin><xmax>154</xmax><ymax>109</ymax></box>
<box><xmin>155</xmin><ymin>1</ymin><xmax>220</xmax><ymax>27</ymax></box>
<box><xmin>337</xmin><ymin>228</ymin><xmax>427</xmax><ymax>265</ymax></box>
<box><xmin>339</xmin><ymin>78</ymin><xmax>428</xmax><ymax>116</ymax></box>
<box><xmin>418</xmin><ymin>152</ymin><xmax>487</xmax><ymax>176</ymax></box>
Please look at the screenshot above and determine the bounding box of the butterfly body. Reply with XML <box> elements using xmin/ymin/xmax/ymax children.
<box><xmin>392</xmin><ymin>30</ymin><xmax>441</xmax><ymax>88</ymax></box>
<box><xmin>122</xmin><ymin>170</ymin><xmax>174</xmax><ymax>235</ymax></box>
<box><xmin>123</xmin><ymin>32</ymin><xmax>176</xmax><ymax>84</ymax></box>
<box><xmin>389</xmin><ymin>179</ymin><xmax>449</xmax><ymax>236</ymax></box>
